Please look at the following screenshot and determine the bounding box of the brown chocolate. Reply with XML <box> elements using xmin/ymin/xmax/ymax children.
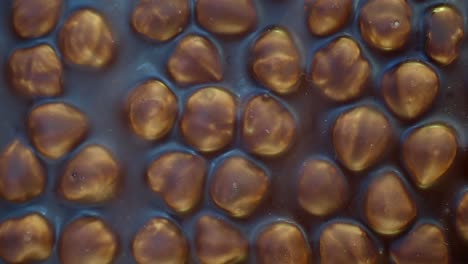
<box><xmin>131</xmin><ymin>0</ymin><xmax>189</xmax><ymax>42</ymax></box>
<box><xmin>12</xmin><ymin>0</ymin><xmax>62</xmax><ymax>38</ymax></box>
<box><xmin>306</xmin><ymin>0</ymin><xmax>353</xmax><ymax>36</ymax></box>
<box><xmin>126</xmin><ymin>80</ymin><xmax>178</xmax><ymax>140</ymax></box>
<box><xmin>147</xmin><ymin>151</ymin><xmax>206</xmax><ymax>213</ymax></box>
<box><xmin>310</xmin><ymin>37</ymin><xmax>370</xmax><ymax>101</ymax></box>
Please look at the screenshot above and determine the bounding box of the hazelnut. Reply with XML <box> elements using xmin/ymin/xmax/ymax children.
<box><xmin>195</xmin><ymin>215</ymin><xmax>248</xmax><ymax>264</ymax></box>
<box><xmin>320</xmin><ymin>221</ymin><xmax>378</xmax><ymax>264</ymax></box>
<box><xmin>28</xmin><ymin>102</ymin><xmax>89</xmax><ymax>159</ymax></box>
<box><xmin>147</xmin><ymin>151</ymin><xmax>206</xmax><ymax>213</ymax></box>
<box><xmin>297</xmin><ymin>158</ymin><xmax>349</xmax><ymax>216</ymax></box>
<box><xmin>364</xmin><ymin>170</ymin><xmax>417</xmax><ymax>235</ymax></box>
<box><xmin>59</xmin><ymin>9</ymin><xmax>116</xmax><ymax>68</ymax></box>
<box><xmin>210</xmin><ymin>156</ymin><xmax>269</xmax><ymax>218</ymax></box>
<box><xmin>59</xmin><ymin>145</ymin><xmax>120</xmax><ymax>203</ymax></box>
<box><xmin>390</xmin><ymin>223</ymin><xmax>449</xmax><ymax>264</ymax></box>
<box><xmin>0</xmin><ymin>139</ymin><xmax>45</xmax><ymax>202</ymax></box>
<box><xmin>310</xmin><ymin>37</ymin><xmax>370</xmax><ymax>101</ymax></box>
<box><xmin>8</xmin><ymin>44</ymin><xmax>63</xmax><ymax>98</ymax></box>
<box><xmin>0</xmin><ymin>214</ymin><xmax>54</xmax><ymax>264</ymax></box>
<box><xmin>196</xmin><ymin>0</ymin><xmax>257</xmax><ymax>36</ymax></box>
<box><xmin>59</xmin><ymin>217</ymin><xmax>118</xmax><ymax>264</ymax></box>
<box><xmin>456</xmin><ymin>191</ymin><xmax>468</xmax><ymax>242</ymax></box>
<box><xmin>12</xmin><ymin>0</ymin><xmax>62</xmax><ymax>38</ymax></box>
<box><xmin>251</xmin><ymin>27</ymin><xmax>301</xmax><ymax>94</ymax></box>
<box><xmin>425</xmin><ymin>5</ymin><xmax>464</xmax><ymax>65</ymax></box>
<box><xmin>306</xmin><ymin>0</ymin><xmax>353</xmax><ymax>36</ymax></box>
<box><xmin>126</xmin><ymin>80</ymin><xmax>178</xmax><ymax>140</ymax></box>
<box><xmin>167</xmin><ymin>35</ymin><xmax>223</xmax><ymax>85</ymax></box>
<box><xmin>255</xmin><ymin>221</ymin><xmax>310</xmax><ymax>264</ymax></box>
<box><xmin>402</xmin><ymin>124</ymin><xmax>457</xmax><ymax>188</ymax></box>
<box><xmin>132</xmin><ymin>217</ymin><xmax>188</xmax><ymax>264</ymax></box>
<box><xmin>131</xmin><ymin>0</ymin><xmax>189</xmax><ymax>41</ymax></box>
<box><xmin>381</xmin><ymin>61</ymin><xmax>439</xmax><ymax>120</ymax></box>
<box><xmin>359</xmin><ymin>0</ymin><xmax>412</xmax><ymax>51</ymax></box>
<box><xmin>181</xmin><ymin>87</ymin><xmax>236</xmax><ymax>152</ymax></box>
<box><xmin>242</xmin><ymin>94</ymin><xmax>296</xmax><ymax>157</ymax></box>
<box><xmin>333</xmin><ymin>106</ymin><xmax>392</xmax><ymax>171</ymax></box>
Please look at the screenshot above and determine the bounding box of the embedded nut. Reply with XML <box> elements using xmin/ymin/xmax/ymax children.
<box><xmin>306</xmin><ymin>0</ymin><xmax>353</xmax><ymax>36</ymax></box>
<box><xmin>456</xmin><ymin>191</ymin><xmax>468</xmax><ymax>242</ymax></box>
<box><xmin>12</xmin><ymin>0</ymin><xmax>62</xmax><ymax>38</ymax></box>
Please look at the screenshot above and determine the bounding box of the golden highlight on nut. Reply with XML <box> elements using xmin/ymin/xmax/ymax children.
<box><xmin>168</xmin><ymin>35</ymin><xmax>223</xmax><ymax>85</ymax></box>
<box><xmin>12</xmin><ymin>0</ymin><xmax>62</xmax><ymax>38</ymax></box>
<box><xmin>195</xmin><ymin>215</ymin><xmax>248</xmax><ymax>264</ymax></box>
<box><xmin>126</xmin><ymin>80</ymin><xmax>178</xmax><ymax>140</ymax></box>
<box><xmin>196</xmin><ymin>0</ymin><xmax>257</xmax><ymax>36</ymax></box>
<box><xmin>242</xmin><ymin>94</ymin><xmax>296</xmax><ymax>157</ymax></box>
<box><xmin>59</xmin><ymin>9</ymin><xmax>115</xmax><ymax>68</ymax></box>
<box><xmin>251</xmin><ymin>27</ymin><xmax>301</xmax><ymax>94</ymax></box>
<box><xmin>132</xmin><ymin>218</ymin><xmax>188</xmax><ymax>264</ymax></box>
<box><xmin>59</xmin><ymin>145</ymin><xmax>120</xmax><ymax>203</ymax></box>
<box><xmin>307</xmin><ymin>0</ymin><xmax>353</xmax><ymax>36</ymax></box>
<box><xmin>298</xmin><ymin>158</ymin><xmax>349</xmax><ymax>216</ymax></box>
<box><xmin>310</xmin><ymin>37</ymin><xmax>370</xmax><ymax>101</ymax></box>
<box><xmin>402</xmin><ymin>124</ymin><xmax>457</xmax><ymax>188</ymax></box>
<box><xmin>359</xmin><ymin>0</ymin><xmax>412</xmax><ymax>51</ymax></box>
<box><xmin>181</xmin><ymin>87</ymin><xmax>236</xmax><ymax>152</ymax></box>
<box><xmin>131</xmin><ymin>0</ymin><xmax>189</xmax><ymax>41</ymax></box>
<box><xmin>381</xmin><ymin>61</ymin><xmax>439</xmax><ymax>120</ymax></box>
<box><xmin>333</xmin><ymin>106</ymin><xmax>392</xmax><ymax>171</ymax></box>
<box><xmin>210</xmin><ymin>156</ymin><xmax>269</xmax><ymax>218</ymax></box>
<box><xmin>320</xmin><ymin>221</ymin><xmax>378</xmax><ymax>264</ymax></box>
<box><xmin>256</xmin><ymin>222</ymin><xmax>310</xmax><ymax>264</ymax></box>
<box><xmin>28</xmin><ymin>102</ymin><xmax>89</xmax><ymax>159</ymax></box>
<box><xmin>0</xmin><ymin>214</ymin><xmax>54</xmax><ymax>264</ymax></box>
<box><xmin>59</xmin><ymin>217</ymin><xmax>118</xmax><ymax>264</ymax></box>
<box><xmin>425</xmin><ymin>5</ymin><xmax>464</xmax><ymax>65</ymax></box>
<box><xmin>147</xmin><ymin>151</ymin><xmax>206</xmax><ymax>213</ymax></box>
<box><xmin>0</xmin><ymin>139</ymin><xmax>45</xmax><ymax>203</ymax></box>
<box><xmin>364</xmin><ymin>170</ymin><xmax>417</xmax><ymax>235</ymax></box>
<box><xmin>8</xmin><ymin>44</ymin><xmax>63</xmax><ymax>98</ymax></box>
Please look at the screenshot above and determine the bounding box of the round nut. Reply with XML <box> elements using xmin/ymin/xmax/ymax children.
<box><xmin>307</xmin><ymin>0</ymin><xmax>353</xmax><ymax>36</ymax></box>
<box><xmin>12</xmin><ymin>0</ymin><xmax>62</xmax><ymax>38</ymax></box>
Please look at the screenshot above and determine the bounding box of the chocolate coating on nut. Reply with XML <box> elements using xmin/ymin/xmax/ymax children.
<box><xmin>210</xmin><ymin>156</ymin><xmax>269</xmax><ymax>218</ymax></box>
<box><xmin>12</xmin><ymin>0</ymin><xmax>62</xmax><ymax>38</ymax></box>
<box><xmin>0</xmin><ymin>139</ymin><xmax>45</xmax><ymax>203</ymax></box>
<box><xmin>320</xmin><ymin>222</ymin><xmax>378</xmax><ymax>264</ymax></box>
<box><xmin>242</xmin><ymin>94</ymin><xmax>296</xmax><ymax>157</ymax></box>
<box><xmin>333</xmin><ymin>106</ymin><xmax>392</xmax><ymax>171</ymax></box>
<box><xmin>168</xmin><ymin>35</ymin><xmax>223</xmax><ymax>85</ymax></box>
<box><xmin>251</xmin><ymin>27</ymin><xmax>301</xmax><ymax>94</ymax></box>
<box><xmin>256</xmin><ymin>222</ymin><xmax>310</xmax><ymax>264</ymax></box>
<box><xmin>60</xmin><ymin>217</ymin><xmax>118</xmax><ymax>264</ymax></box>
<box><xmin>310</xmin><ymin>37</ymin><xmax>370</xmax><ymax>101</ymax></box>
<box><xmin>196</xmin><ymin>0</ymin><xmax>257</xmax><ymax>36</ymax></box>
<box><xmin>359</xmin><ymin>0</ymin><xmax>412</xmax><ymax>51</ymax></box>
<box><xmin>126</xmin><ymin>80</ymin><xmax>178</xmax><ymax>140</ymax></box>
<box><xmin>390</xmin><ymin>223</ymin><xmax>449</xmax><ymax>264</ymax></box>
<box><xmin>402</xmin><ymin>124</ymin><xmax>457</xmax><ymax>188</ymax></box>
<box><xmin>147</xmin><ymin>151</ymin><xmax>206</xmax><ymax>213</ymax></box>
<box><xmin>181</xmin><ymin>87</ymin><xmax>236</xmax><ymax>152</ymax></box>
<box><xmin>8</xmin><ymin>44</ymin><xmax>63</xmax><ymax>98</ymax></box>
<box><xmin>131</xmin><ymin>0</ymin><xmax>189</xmax><ymax>41</ymax></box>
<box><xmin>0</xmin><ymin>214</ymin><xmax>54</xmax><ymax>264</ymax></box>
<box><xmin>59</xmin><ymin>145</ymin><xmax>120</xmax><ymax>203</ymax></box>
<box><xmin>132</xmin><ymin>217</ymin><xmax>188</xmax><ymax>264</ymax></box>
<box><xmin>364</xmin><ymin>170</ymin><xmax>417</xmax><ymax>235</ymax></box>
<box><xmin>382</xmin><ymin>61</ymin><xmax>439</xmax><ymax>120</ymax></box>
<box><xmin>59</xmin><ymin>9</ymin><xmax>115</xmax><ymax>68</ymax></box>
<box><xmin>298</xmin><ymin>158</ymin><xmax>349</xmax><ymax>216</ymax></box>
<box><xmin>307</xmin><ymin>0</ymin><xmax>353</xmax><ymax>36</ymax></box>
<box><xmin>28</xmin><ymin>102</ymin><xmax>89</xmax><ymax>159</ymax></box>
<box><xmin>195</xmin><ymin>215</ymin><xmax>248</xmax><ymax>264</ymax></box>
<box><xmin>425</xmin><ymin>5</ymin><xmax>465</xmax><ymax>65</ymax></box>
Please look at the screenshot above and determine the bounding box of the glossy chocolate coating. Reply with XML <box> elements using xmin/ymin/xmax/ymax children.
<box><xmin>12</xmin><ymin>0</ymin><xmax>62</xmax><ymax>38</ymax></box>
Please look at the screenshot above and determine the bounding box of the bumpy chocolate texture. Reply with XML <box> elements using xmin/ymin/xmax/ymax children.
<box><xmin>306</xmin><ymin>0</ymin><xmax>353</xmax><ymax>36</ymax></box>
<box><xmin>8</xmin><ymin>44</ymin><xmax>63</xmax><ymax>98</ymax></box>
<box><xmin>0</xmin><ymin>214</ymin><xmax>54</xmax><ymax>264</ymax></box>
<box><xmin>131</xmin><ymin>0</ymin><xmax>189</xmax><ymax>42</ymax></box>
<box><xmin>12</xmin><ymin>0</ymin><xmax>62</xmax><ymax>38</ymax></box>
